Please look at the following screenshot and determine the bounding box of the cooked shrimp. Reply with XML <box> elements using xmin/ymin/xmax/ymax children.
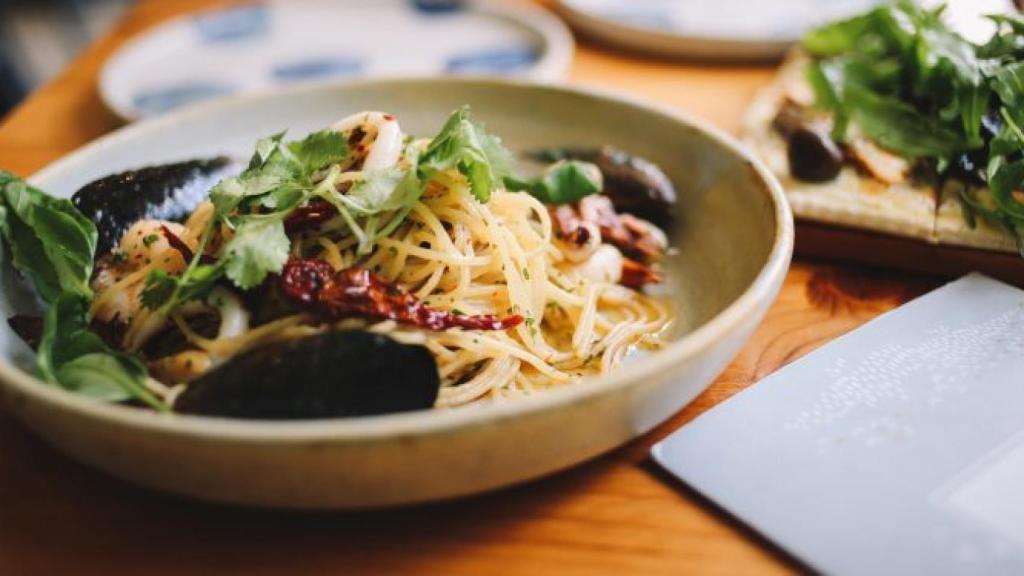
<box><xmin>91</xmin><ymin>220</ymin><xmax>193</xmax><ymax>324</ymax></box>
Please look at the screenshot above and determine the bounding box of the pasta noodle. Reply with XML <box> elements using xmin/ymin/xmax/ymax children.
<box><xmin>302</xmin><ymin>178</ymin><xmax>674</xmax><ymax>406</ymax></box>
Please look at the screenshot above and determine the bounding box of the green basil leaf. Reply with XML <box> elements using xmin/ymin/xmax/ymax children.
<box><xmin>55</xmin><ymin>354</ymin><xmax>148</xmax><ymax>403</ymax></box>
<box><xmin>0</xmin><ymin>172</ymin><xmax>97</xmax><ymax>302</ymax></box>
<box><xmin>505</xmin><ymin>160</ymin><xmax>602</xmax><ymax>205</ymax></box>
<box><xmin>37</xmin><ymin>293</ymin><xmax>166</xmax><ymax>410</ymax></box>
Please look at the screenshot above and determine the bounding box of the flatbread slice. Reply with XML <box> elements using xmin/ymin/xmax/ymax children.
<box><xmin>741</xmin><ymin>52</ymin><xmax>939</xmax><ymax>243</ymax></box>
<box><xmin>936</xmin><ymin>182</ymin><xmax>1018</xmax><ymax>253</ymax></box>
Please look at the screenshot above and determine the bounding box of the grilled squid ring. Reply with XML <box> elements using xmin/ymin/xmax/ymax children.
<box><xmin>332</xmin><ymin>111</ymin><xmax>403</xmax><ymax>171</ymax></box>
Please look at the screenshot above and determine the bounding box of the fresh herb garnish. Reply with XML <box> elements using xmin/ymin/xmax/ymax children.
<box><xmin>0</xmin><ymin>172</ymin><xmax>97</xmax><ymax>302</ymax></box>
<box><xmin>803</xmin><ymin>2</ymin><xmax>1024</xmax><ymax>249</ymax></box>
<box><xmin>418</xmin><ymin>106</ymin><xmax>511</xmax><ymax>203</ymax></box>
<box><xmin>141</xmin><ymin>129</ymin><xmax>350</xmax><ymax>310</ymax></box>
<box><xmin>38</xmin><ymin>294</ymin><xmax>165</xmax><ymax>410</ymax></box>
<box><xmin>0</xmin><ymin>172</ymin><xmax>165</xmax><ymax>409</ymax></box>
<box><xmin>0</xmin><ymin>108</ymin><xmax>515</xmax><ymax>409</ymax></box>
<box><xmin>144</xmin><ymin>108</ymin><xmax>512</xmax><ymax>311</ymax></box>
<box><xmin>504</xmin><ymin>160</ymin><xmax>603</xmax><ymax>205</ymax></box>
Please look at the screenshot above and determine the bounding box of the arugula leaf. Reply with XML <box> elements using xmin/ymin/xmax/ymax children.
<box><xmin>986</xmin><ymin>157</ymin><xmax>1024</xmax><ymax>220</ymax></box>
<box><xmin>843</xmin><ymin>84</ymin><xmax>965</xmax><ymax>157</ymax></box>
<box><xmin>37</xmin><ymin>293</ymin><xmax>165</xmax><ymax>410</ymax></box>
<box><xmin>803</xmin><ymin>12</ymin><xmax>875</xmax><ymax>55</ymax></box>
<box><xmin>419</xmin><ymin>107</ymin><xmax>511</xmax><ymax>202</ymax></box>
<box><xmin>979</xmin><ymin>15</ymin><xmax>1024</xmax><ymax>59</ymax></box>
<box><xmin>505</xmin><ymin>160</ymin><xmax>603</xmax><ymax>205</ymax></box>
<box><xmin>221</xmin><ymin>217</ymin><xmax>290</xmax><ymax>289</ymax></box>
<box><xmin>803</xmin><ymin>1</ymin><xmax>988</xmax><ymax>159</ymax></box>
<box><xmin>798</xmin><ymin>1</ymin><xmax>1024</xmax><ymax>254</ymax></box>
<box><xmin>992</xmin><ymin>62</ymin><xmax>1024</xmax><ymax>128</ymax></box>
<box><xmin>0</xmin><ymin>172</ymin><xmax>97</xmax><ymax>302</ymax></box>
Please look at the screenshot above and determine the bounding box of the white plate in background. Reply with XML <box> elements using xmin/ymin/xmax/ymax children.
<box><xmin>100</xmin><ymin>0</ymin><xmax>573</xmax><ymax>120</ymax></box>
<box><xmin>554</xmin><ymin>0</ymin><xmax>1015</xmax><ymax>61</ymax></box>
<box><xmin>554</xmin><ymin>0</ymin><xmax>881</xmax><ymax>61</ymax></box>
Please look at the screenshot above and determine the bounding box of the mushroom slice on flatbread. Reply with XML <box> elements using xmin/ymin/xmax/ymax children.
<box><xmin>741</xmin><ymin>51</ymin><xmax>938</xmax><ymax>243</ymax></box>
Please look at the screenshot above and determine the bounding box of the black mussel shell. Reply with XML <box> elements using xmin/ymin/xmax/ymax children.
<box><xmin>72</xmin><ymin>157</ymin><xmax>238</xmax><ymax>256</ymax></box>
<box><xmin>175</xmin><ymin>331</ymin><xmax>440</xmax><ymax>419</ymax></box>
<box><xmin>7</xmin><ymin>314</ymin><xmax>43</xmax><ymax>351</ymax></box>
<box><xmin>536</xmin><ymin>146</ymin><xmax>677</xmax><ymax>230</ymax></box>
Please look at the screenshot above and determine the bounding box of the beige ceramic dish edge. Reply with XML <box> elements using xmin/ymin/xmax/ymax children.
<box><xmin>0</xmin><ymin>77</ymin><xmax>793</xmax><ymax>508</ymax></box>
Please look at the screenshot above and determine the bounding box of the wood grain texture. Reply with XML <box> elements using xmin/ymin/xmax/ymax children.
<box><xmin>796</xmin><ymin>220</ymin><xmax>1024</xmax><ymax>287</ymax></box>
<box><xmin>0</xmin><ymin>1</ymin><xmax>942</xmax><ymax>574</ymax></box>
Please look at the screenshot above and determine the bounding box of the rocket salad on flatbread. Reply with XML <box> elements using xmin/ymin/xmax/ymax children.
<box><xmin>743</xmin><ymin>1</ymin><xmax>1024</xmax><ymax>255</ymax></box>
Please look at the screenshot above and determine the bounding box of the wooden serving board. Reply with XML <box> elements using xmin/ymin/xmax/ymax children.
<box><xmin>795</xmin><ymin>219</ymin><xmax>1024</xmax><ymax>287</ymax></box>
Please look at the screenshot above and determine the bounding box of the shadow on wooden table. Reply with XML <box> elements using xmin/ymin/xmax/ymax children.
<box><xmin>0</xmin><ymin>401</ymin><xmax>803</xmax><ymax>575</ymax></box>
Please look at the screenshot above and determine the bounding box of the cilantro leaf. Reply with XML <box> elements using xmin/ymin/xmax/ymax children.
<box><xmin>221</xmin><ymin>217</ymin><xmax>290</xmax><ymax>289</ymax></box>
<box><xmin>251</xmin><ymin>132</ymin><xmax>287</xmax><ymax>169</ymax></box>
<box><xmin>287</xmin><ymin>130</ymin><xmax>351</xmax><ymax>174</ymax></box>
<box><xmin>221</xmin><ymin>129</ymin><xmax>349</xmax><ymax>217</ymax></box>
<box><xmin>341</xmin><ymin>168</ymin><xmax>422</xmax><ymax>215</ymax></box>
<box><xmin>418</xmin><ymin>107</ymin><xmax>511</xmax><ymax>202</ymax></box>
<box><xmin>140</xmin><ymin>264</ymin><xmax>224</xmax><ymax>310</ymax></box>
<box><xmin>209</xmin><ymin>173</ymin><xmax>283</xmax><ymax>216</ymax></box>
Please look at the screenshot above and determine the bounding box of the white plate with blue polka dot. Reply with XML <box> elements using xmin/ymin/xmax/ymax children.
<box><xmin>100</xmin><ymin>0</ymin><xmax>573</xmax><ymax>120</ymax></box>
<box><xmin>554</xmin><ymin>0</ymin><xmax>883</xmax><ymax>61</ymax></box>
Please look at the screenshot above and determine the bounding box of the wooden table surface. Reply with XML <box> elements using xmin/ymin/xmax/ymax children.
<box><xmin>0</xmin><ymin>2</ymin><xmax>941</xmax><ymax>574</ymax></box>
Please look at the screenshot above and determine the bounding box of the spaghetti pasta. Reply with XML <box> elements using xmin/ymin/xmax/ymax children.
<box><xmin>299</xmin><ymin>179</ymin><xmax>674</xmax><ymax>406</ymax></box>
<box><xmin>80</xmin><ymin>108</ymin><xmax>676</xmax><ymax>411</ymax></box>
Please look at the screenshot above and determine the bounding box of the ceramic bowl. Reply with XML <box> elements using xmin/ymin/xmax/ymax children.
<box><xmin>0</xmin><ymin>78</ymin><xmax>792</xmax><ymax>508</ymax></box>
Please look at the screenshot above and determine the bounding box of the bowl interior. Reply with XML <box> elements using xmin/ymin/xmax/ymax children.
<box><xmin>4</xmin><ymin>79</ymin><xmax>779</xmax><ymax>396</ymax></box>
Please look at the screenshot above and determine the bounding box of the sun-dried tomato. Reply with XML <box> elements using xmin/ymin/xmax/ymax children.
<box><xmin>280</xmin><ymin>258</ymin><xmax>523</xmax><ymax>331</ymax></box>
<box><xmin>158</xmin><ymin>224</ymin><xmax>217</xmax><ymax>265</ymax></box>
<box><xmin>284</xmin><ymin>199</ymin><xmax>338</xmax><ymax>234</ymax></box>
